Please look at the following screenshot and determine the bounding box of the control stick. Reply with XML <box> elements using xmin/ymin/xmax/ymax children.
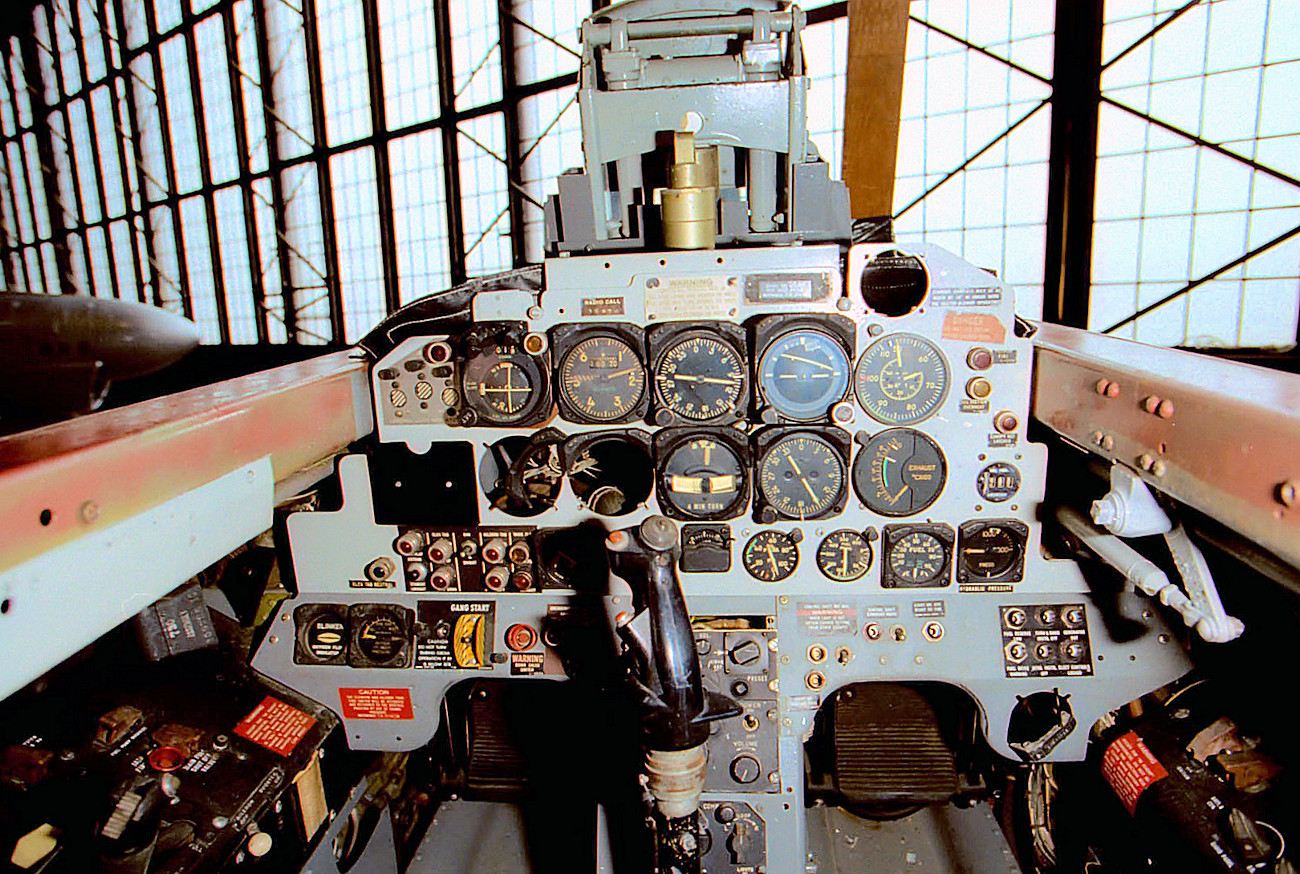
<box><xmin>606</xmin><ymin>516</ymin><xmax>740</xmax><ymax>873</ymax></box>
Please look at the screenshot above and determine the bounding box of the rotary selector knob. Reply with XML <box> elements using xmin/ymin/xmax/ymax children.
<box><xmin>729</xmin><ymin>754</ymin><xmax>762</xmax><ymax>784</ymax></box>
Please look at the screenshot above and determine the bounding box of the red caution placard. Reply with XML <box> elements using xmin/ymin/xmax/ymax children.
<box><xmin>233</xmin><ymin>696</ymin><xmax>316</xmax><ymax>756</ymax></box>
<box><xmin>338</xmin><ymin>687</ymin><xmax>414</xmax><ymax>720</ymax></box>
<box><xmin>1101</xmin><ymin>731</ymin><xmax>1168</xmax><ymax>815</ymax></box>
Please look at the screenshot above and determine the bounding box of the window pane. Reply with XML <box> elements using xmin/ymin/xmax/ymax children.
<box><xmin>91</xmin><ymin>86</ymin><xmax>126</xmax><ymax>218</ymax></box>
<box><xmin>5</xmin><ymin>141</ymin><xmax>34</xmax><ymax>243</ymax></box>
<box><xmin>78</xmin><ymin>0</ymin><xmax>108</xmax><ymax>85</ymax></box>
<box><xmin>265</xmin><ymin>0</ymin><xmax>315</xmax><ymax>160</ymax></box>
<box><xmin>67</xmin><ymin>98</ymin><xmax>103</xmax><ymax>224</ymax></box>
<box><xmin>110</xmin><ymin>219</ymin><xmax>141</xmax><ymax>302</ymax></box>
<box><xmin>233</xmin><ymin>0</ymin><xmax>269</xmax><ymax>174</ymax></box>
<box><xmin>316</xmin><ymin>0</ymin><xmax>372</xmax><ymax>146</ymax></box>
<box><xmin>85</xmin><ymin>224</ymin><xmax>117</xmax><ymax>298</ymax></box>
<box><xmin>213</xmin><ymin>185</ymin><xmax>260</xmax><ymax>343</ymax></box>
<box><xmin>513</xmin><ymin>0</ymin><xmax>581</xmax><ymax>86</ymax></box>
<box><xmin>378</xmin><ymin>0</ymin><xmax>439</xmax><ymax>129</ymax></box>
<box><xmin>159</xmin><ymin>36</ymin><xmax>202</xmax><ymax>194</ymax></box>
<box><xmin>250</xmin><ymin>177</ymin><xmax>288</xmax><ymax>342</ymax></box>
<box><xmin>179</xmin><ymin>195</ymin><xmax>222</xmax><ymax>342</ymax></box>
<box><xmin>280</xmin><ymin>164</ymin><xmax>332</xmax><ymax>343</ymax></box>
<box><xmin>458</xmin><ymin>113</ymin><xmax>511</xmax><ymax>276</ymax></box>
<box><xmin>130</xmin><ymin>55</ymin><xmax>170</xmax><ymax>203</ymax></box>
<box><xmin>24</xmin><ymin>133</ymin><xmax>51</xmax><ymax>240</ymax></box>
<box><xmin>150</xmin><ymin>204</ymin><xmax>187</xmax><ymax>312</ymax></box>
<box><xmin>451</xmin><ymin>0</ymin><xmax>502</xmax><ymax>111</ymax></box>
<box><xmin>330</xmin><ymin>147</ymin><xmax>386</xmax><ymax>341</ymax></box>
<box><xmin>389</xmin><ymin>130</ymin><xmax>450</xmax><ymax>302</ymax></box>
<box><xmin>519</xmin><ymin>90</ymin><xmax>580</xmax><ymax>262</ymax></box>
<box><xmin>195</xmin><ymin>15</ymin><xmax>240</xmax><ymax>185</ymax></box>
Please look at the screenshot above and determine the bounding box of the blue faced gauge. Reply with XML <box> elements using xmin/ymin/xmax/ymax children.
<box><xmin>757</xmin><ymin>329</ymin><xmax>851</xmax><ymax>421</ymax></box>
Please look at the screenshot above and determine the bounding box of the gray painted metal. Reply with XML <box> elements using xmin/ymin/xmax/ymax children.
<box><xmin>806</xmin><ymin>802</ymin><xmax>1022</xmax><ymax>874</ymax></box>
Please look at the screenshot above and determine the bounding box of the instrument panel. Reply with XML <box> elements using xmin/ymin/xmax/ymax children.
<box><xmin>256</xmin><ymin>242</ymin><xmax>1188</xmax><ymax>773</ymax></box>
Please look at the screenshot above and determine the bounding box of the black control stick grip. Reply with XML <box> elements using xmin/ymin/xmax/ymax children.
<box><xmin>608</xmin><ymin>516</ymin><xmax>739</xmax><ymax>750</ymax></box>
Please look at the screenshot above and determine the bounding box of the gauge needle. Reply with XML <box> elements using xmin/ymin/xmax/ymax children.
<box><xmin>889</xmin><ymin>483</ymin><xmax>910</xmax><ymax>502</ymax></box>
<box><xmin>840</xmin><ymin>546</ymin><xmax>850</xmax><ymax>576</ymax></box>
<box><xmin>766</xmin><ymin>544</ymin><xmax>779</xmax><ymax>575</ymax></box>
<box><xmin>698</xmin><ymin>375</ymin><xmax>739</xmax><ymax>385</ymax></box>
<box><xmin>895</xmin><ymin>344</ymin><xmax>903</xmax><ymax>368</ymax></box>
<box><xmin>607</xmin><ymin>367</ymin><xmax>638</xmax><ymax>378</ymax></box>
<box><xmin>776</xmin><ymin>372</ymin><xmax>830</xmax><ymax>378</ymax></box>
<box><xmin>780</xmin><ymin>353</ymin><xmax>834</xmax><ymax>370</ymax></box>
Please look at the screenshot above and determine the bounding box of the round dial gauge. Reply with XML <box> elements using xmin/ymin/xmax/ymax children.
<box><xmin>301</xmin><ymin>611</ymin><xmax>347</xmax><ymax>662</ymax></box>
<box><xmin>757</xmin><ymin>433</ymin><xmax>846</xmax><ymax>520</ymax></box>
<box><xmin>958</xmin><ymin>522</ymin><xmax>1026</xmax><ymax>581</ymax></box>
<box><xmin>461</xmin><ymin>347</ymin><xmax>544</xmax><ymax>424</ymax></box>
<box><xmin>816</xmin><ymin>530</ymin><xmax>873</xmax><ymax>582</ymax></box>
<box><xmin>756</xmin><ymin>329</ymin><xmax>851</xmax><ymax>421</ymax></box>
<box><xmin>658</xmin><ymin>435</ymin><xmax>748</xmax><ymax>520</ymax></box>
<box><xmin>654</xmin><ymin>334</ymin><xmax>746</xmax><ymax>422</ymax></box>
<box><xmin>885</xmin><ymin>530</ymin><xmax>949</xmax><ymax>588</ymax></box>
<box><xmin>853</xmin><ymin>428</ymin><xmax>947</xmax><ymax>517</ymax></box>
<box><xmin>558</xmin><ymin>334</ymin><xmax>646</xmax><ymax>422</ymax></box>
<box><xmin>854</xmin><ymin>334</ymin><xmax>949</xmax><ymax>425</ymax></box>
<box><xmin>355</xmin><ymin>612</ymin><xmax>408</xmax><ymax>662</ymax></box>
<box><xmin>976</xmin><ymin>462</ymin><xmax>1021</xmax><ymax>503</ymax></box>
<box><xmin>742</xmin><ymin>530</ymin><xmax>799</xmax><ymax>582</ymax></box>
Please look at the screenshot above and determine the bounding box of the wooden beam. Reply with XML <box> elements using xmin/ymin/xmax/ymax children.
<box><xmin>841</xmin><ymin>0</ymin><xmax>910</xmax><ymax>218</ymax></box>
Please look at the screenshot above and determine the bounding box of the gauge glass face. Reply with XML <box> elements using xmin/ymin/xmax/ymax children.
<box><xmin>816</xmin><ymin>530</ymin><xmax>873</xmax><ymax>582</ymax></box>
<box><xmin>462</xmin><ymin>347</ymin><xmax>540</xmax><ymax>423</ymax></box>
<box><xmin>757</xmin><ymin>433</ymin><xmax>845</xmax><ymax>520</ymax></box>
<box><xmin>757</xmin><ymin>329</ymin><xmax>851</xmax><ymax>421</ymax></box>
<box><xmin>559</xmin><ymin>334</ymin><xmax>645</xmax><ymax>421</ymax></box>
<box><xmin>854</xmin><ymin>428</ymin><xmax>947</xmax><ymax>517</ymax></box>
<box><xmin>302</xmin><ymin>612</ymin><xmax>347</xmax><ymax>661</ymax></box>
<box><xmin>742</xmin><ymin>530</ymin><xmax>799</xmax><ymax>582</ymax></box>
<box><xmin>976</xmin><ymin>462</ymin><xmax>1021</xmax><ymax>503</ymax></box>
<box><xmin>660</xmin><ymin>436</ymin><xmax>747</xmax><ymax>519</ymax></box>
<box><xmin>655</xmin><ymin>335</ymin><xmax>745</xmax><ymax>421</ymax></box>
<box><xmin>854</xmin><ymin>334</ymin><xmax>949</xmax><ymax>425</ymax></box>
<box><xmin>959</xmin><ymin>523</ymin><xmax>1024</xmax><ymax>580</ymax></box>
<box><xmin>886</xmin><ymin>531</ymin><xmax>948</xmax><ymax>587</ymax></box>
<box><xmin>356</xmin><ymin>612</ymin><xmax>407</xmax><ymax>662</ymax></box>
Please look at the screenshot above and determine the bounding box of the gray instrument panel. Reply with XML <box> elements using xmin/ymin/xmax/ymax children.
<box><xmin>251</xmin><ymin>243</ymin><xmax>1190</xmax><ymax>870</ymax></box>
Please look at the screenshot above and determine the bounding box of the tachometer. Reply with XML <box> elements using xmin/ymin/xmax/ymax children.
<box><xmin>756</xmin><ymin>328</ymin><xmax>851</xmax><ymax>421</ymax></box>
<box><xmin>756</xmin><ymin>432</ymin><xmax>846</xmax><ymax>521</ymax></box>
<box><xmin>854</xmin><ymin>334</ymin><xmax>949</xmax><ymax>425</ymax></box>
<box><xmin>652</xmin><ymin>331</ymin><xmax>746</xmax><ymax>423</ymax></box>
<box><xmin>852</xmin><ymin>428</ymin><xmax>947</xmax><ymax>517</ymax></box>
<box><xmin>815</xmin><ymin>530</ymin><xmax>873</xmax><ymax>582</ymax></box>
<box><xmin>742</xmin><ymin>530</ymin><xmax>799</xmax><ymax>582</ymax></box>
<box><xmin>557</xmin><ymin>333</ymin><xmax>646</xmax><ymax>423</ymax></box>
<box><xmin>657</xmin><ymin>432</ymin><xmax>749</xmax><ymax>520</ymax></box>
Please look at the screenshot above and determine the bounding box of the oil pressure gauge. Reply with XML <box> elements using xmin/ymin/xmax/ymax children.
<box><xmin>742</xmin><ymin>530</ymin><xmax>799</xmax><ymax>582</ymax></box>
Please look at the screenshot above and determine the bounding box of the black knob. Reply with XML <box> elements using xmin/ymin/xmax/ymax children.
<box><xmin>729</xmin><ymin>639</ymin><xmax>762</xmax><ymax>666</ymax></box>
<box><xmin>729</xmin><ymin>755</ymin><xmax>761</xmax><ymax>784</ymax></box>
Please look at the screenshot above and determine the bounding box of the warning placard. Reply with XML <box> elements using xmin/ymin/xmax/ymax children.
<box><xmin>339</xmin><ymin>687</ymin><xmax>414</xmax><ymax>721</ymax></box>
<box><xmin>1101</xmin><ymin>731</ymin><xmax>1168</xmax><ymax>815</ymax></box>
<box><xmin>233</xmin><ymin>696</ymin><xmax>316</xmax><ymax>756</ymax></box>
<box><xmin>942</xmin><ymin>311</ymin><xmax>1006</xmax><ymax>343</ymax></box>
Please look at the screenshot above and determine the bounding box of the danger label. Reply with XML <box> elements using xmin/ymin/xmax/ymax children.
<box><xmin>233</xmin><ymin>697</ymin><xmax>316</xmax><ymax>756</ymax></box>
<box><xmin>339</xmin><ymin>687</ymin><xmax>414</xmax><ymax>721</ymax></box>
<box><xmin>942</xmin><ymin>311</ymin><xmax>1006</xmax><ymax>343</ymax></box>
<box><xmin>1102</xmin><ymin>731</ymin><xmax>1168</xmax><ymax>815</ymax></box>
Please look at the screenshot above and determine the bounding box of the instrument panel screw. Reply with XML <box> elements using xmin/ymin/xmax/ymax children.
<box><xmin>1137</xmin><ymin>453</ymin><xmax>1154</xmax><ymax>471</ymax></box>
<box><xmin>1157</xmin><ymin>399</ymin><xmax>1174</xmax><ymax>418</ymax></box>
<box><xmin>1143</xmin><ymin>395</ymin><xmax>1161</xmax><ymax>414</ymax></box>
<box><xmin>1090</xmin><ymin>431</ymin><xmax>1104</xmax><ymax>445</ymax></box>
<box><xmin>1151</xmin><ymin>460</ymin><xmax>1168</xmax><ymax>477</ymax></box>
<box><xmin>1101</xmin><ymin>435</ymin><xmax>1115</xmax><ymax>451</ymax></box>
<box><xmin>1278</xmin><ymin>481</ymin><xmax>1299</xmax><ymax>507</ymax></box>
<box><xmin>527</xmin><ymin>306</ymin><xmax>543</xmax><ymax>319</ymax></box>
<box><xmin>78</xmin><ymin>500</ymin><xmax>99</xmax><ymax>524</ymax></box>
<box><xmin>779</xmin><ymin>596</ymin><xmax>789</xmax><ymax>605</ymax></box>
<box><xmin>1095</xmin><ymin>378</ymin><xmax>1111</xmax><ymax>396</ymax></box>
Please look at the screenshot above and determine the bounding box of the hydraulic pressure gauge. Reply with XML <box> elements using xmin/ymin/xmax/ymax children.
<box><xmin>742</xmin><ymin>530</ymin><xmax>799</xmax><ymax>582</ymax></box>
<box><xmin>756</xmin><ymin>328</ymin><xmax>851</xmax><ymax>421</ymax></box>
<box><xmin>556</xmin><ymin>332</ymin><xmax>646</xmax><ymax>423</ymax></box>
<box><xmin>348</xmin><ymin>604</ymin><xmax>413</xmax><ymax>668</ymax></box>
<box><xmin>652</xmin><ymin>330</ymin><xmax>747</xmax><ymax>424</ymax></box>
<box><xmin>815</xmin><ymin>530</ymin><xmax>873</xmax><ymax>582</ymax></box>
<box><xmin>756</xmin><ymin>432</ymin><xmax>847</xmax><ymax>521</ymax></box>
<box><xmin>853</xmin><ymin>428</ymin><xmax>947</xmax><ymax>517</ymax></box>
<box><xmin>656</xmin><ymin>431</ymin><xmax>749</xmax><ymax>520</ymax></box>
<box><xmin>957</xmin><ymin>520</ymin><xmax>1028</xmax><ymax>584</ymax></box>
<box><xmin>881</xmin><ymin>524</ymin><xmax>954</xmax><ymax>589</ymax></box>
<box><xmin>854</xmin><ymin>334</ymin><xmax>949</xmax><ymax>425</ymax></box>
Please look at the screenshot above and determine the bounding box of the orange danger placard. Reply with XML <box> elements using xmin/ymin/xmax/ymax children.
<box><xmin>234</xmin><ymin>696</ymin><xmax>316</xmax><ymax>756</ymax></box>
<box><xmin>1102</xmin><ymin>731</ymin><xmax>1168</xmax><ymax>815</ymax></box>
<box><xmin>339</xmin><ymin>687</ymin><xmax>414</xmax><ymax>720</ymax></box>
<box><xmin>941</xmin><ymin>311</ymin><xmax>1006</xmax><ymax>344</ymax></box>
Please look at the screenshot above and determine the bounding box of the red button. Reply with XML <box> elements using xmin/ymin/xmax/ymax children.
<box><xmin>505</xmin><ymin>624</ymin><xmax>538</xmax><ymax>652</ymax></box>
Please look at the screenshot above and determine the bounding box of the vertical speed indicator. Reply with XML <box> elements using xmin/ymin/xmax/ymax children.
<box><xmin>854</xmin><ymin>334</ymin><xmax>949</xmax><ymax>425</ymax></box>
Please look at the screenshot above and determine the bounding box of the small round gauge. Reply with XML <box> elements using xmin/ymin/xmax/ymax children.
<box><xmin>756</xmin><ymin>329</ymin><xmax>851</xmax><ymax>421</ymax></box>
<box><xmin>355</xmin><ymin>611</ymin><xmax>409</xmax><ymax>663</ymax></box>
<box><xmin>853</xmin><ymin>428</ymin><xmax>947</xmax><ymax>517</ymax></box>
<box><xmin>658</xmin><ymin>434</ymin><xmax>748</xmax><ymax>519</ymax></box>
<box><xmin>300</xmin><ymin>610</ymin><xmax>347</xmax><ymax>662</ymax></box>
<box><xmin>958</xmin><ymin>521</ymin><xmax>1027</xmax><ymax>582</ymax></box>
<box><xmin>461</xmin><ymin>346</ymin><xmax>546</xmax><ymax>425</ymax></box>
<box><xmin>558</xmin><ymin>334</ymin><xmax>646</xmax><ymax>422</ymax></box>
<box><xmin>854</xmin><ymin>334</ymin><xmax>950</xmax><ymax>425</ymax></box>
<box><xmin>757</xmin><ymin>433</ymin><xmax>846</xmax><ymax>520</ymax></box>
<box><xmin>816</xmin><ymin>530</ymin><xmax>873</xmax><ymax>582</ymax></box>
<box><xmin>884</xmin><ymin>529</ymin><xmax>950</xmax><ymax>588</ymax></box>
<box><xmin>654</xmin><ymin>333</ymin><xmax>746</xmax><ymax>422</ymax></box>
<box><xmin>742</xmin><ymin>530</ymin><xmax>799</xmax><ymax>582</ymax></box>
<box><xmin>976</xmin><ymin>462</ymin><xmax>1021</xmax><ymax>502</ymax></box>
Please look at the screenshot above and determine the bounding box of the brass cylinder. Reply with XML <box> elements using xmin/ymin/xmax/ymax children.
<box><xmin>662</xmin><ymin>131</ymin><xmax>717</xmax><ymax>249</ymax></box>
